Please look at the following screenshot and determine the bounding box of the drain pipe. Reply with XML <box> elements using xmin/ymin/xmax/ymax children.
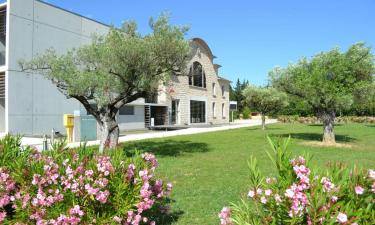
<box><xmin>42</xmin><ymin>134</ymin><xmax>48</xmax><ymax>151</ymax></box>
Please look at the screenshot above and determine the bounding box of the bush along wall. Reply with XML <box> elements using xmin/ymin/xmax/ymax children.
<box><xmin>0</xmin><ymin>135</ymin><xmax>173</xmax><ymax>224</ymax></box>
<box><xmin>219</xmin><ymin>137</ymin><xmax>375</xmax><ymax>225</ymax></box>
<box><xmin>277</xmin><ymin>115</ymin><xmax>375</xmax><ymax>124</ymax></box>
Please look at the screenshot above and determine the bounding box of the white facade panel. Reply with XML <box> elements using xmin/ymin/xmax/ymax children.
<box><xmin>8</xmin><ymin>0</ymin><xmax>33</xmax><ymax>20</ymax></box>
<box><xmin>7</xmin><ymin>14</ymin><xmax>33</xmax><ymax>70</ymax></box>
<box><xmin>34</xmin><ymin>0</ymin><xmax>82</xmax><ymax>35</ymax></box>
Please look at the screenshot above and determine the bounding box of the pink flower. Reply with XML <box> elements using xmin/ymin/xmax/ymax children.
<box><xmin>256</xmin><ymin>188</ymin><xmax>263</xmax><ymax>195</ymax></box>
<box><xmin>247</xmin><ymin>190</ymin><xmax>255</xmax><ymax>198</ymax></box>
<box><xmin>95</xmin><ymin>190</ymin><xmax>110</xmax><ymax>203</ymax></box>
<box><xmin>219</xmin><ymin>207</ymin><xmax>232</xmax><ymax>225</ymax></box>
<box><xmin>264</xmin><ymin>189</ymin><xmax>272</xmax><ymax>196</ymax></box>
<box><xmin>321</xmin><ymin>177</ymin><xmax>335</xmax><ymax>192</ymax></box>
<box><xmin>69</xmin><ymin>205</ymin><xmax>84</xmax><ymax>216</ymax></box>
<box><xmin>260</xmin><ymin>196</ymin><xmax>267</xmax><ymax>204</ymax></box>
<box><xmin>355</xmin><ymin>185</ymin><xmax>364</xmax><ymax>195</ymax></box>
<box><xmin>336</xmin><ymin>212</ymin><xmax>348</xmax><ymax>224</ymax></box>
<box><xmin>0</xmin><ymin>211</ymin><xmax>6</xmax><ymax>222</ymax></box>
<box><xmin>126</xmin><ymin>164</ymin><xmax>136</xmax><ymax>181</ymax></box>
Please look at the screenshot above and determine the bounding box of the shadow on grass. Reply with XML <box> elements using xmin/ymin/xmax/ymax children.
<box><xmin>271</xmin><ymin>133</ymin><xmax>357</xmax><ymax>143</ymax></box>
<box><xmin>307</xmin><ymin>124</ymin><xmax>343</xmax><ymax>127</ymax></box>
<box><xmin>147</xmin><ymin>198</ymin><xmax>184</xmax><ymax>225</ymax></box>
<box><xmin>123</xmin><ymin>140</ymin><xmax>210</xmax><ymax>157</ymax></box>
<box><xmin>366</xmin><ymin>124</ymin><xmax>375</xmax><ymax>128</ymax></box>
<box><xmin>246</xmin><ymin>127</ymin><xmax>282</xmax><ymax>131</ymax></box>
<box><xmin>152</xmin><ymin>210</ymin><xmax>184</xmax><ymax>225</ymax></box>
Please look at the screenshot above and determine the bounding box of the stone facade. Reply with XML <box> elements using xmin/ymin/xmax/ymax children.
<box><xmin>157</xmin><ymin>38</ymin><xmax>230</xmax><ymax>125</ymax></box>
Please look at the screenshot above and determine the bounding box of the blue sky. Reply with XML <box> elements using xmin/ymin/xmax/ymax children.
<box><xmin>26</xmin><ymin>1</ymin><xmax>375</xmax><ymax>85</ymax></box>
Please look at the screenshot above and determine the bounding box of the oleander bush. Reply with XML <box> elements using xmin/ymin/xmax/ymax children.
<box><xmin>0</xmin><ymin>135</ymin><xmax>173</xmax><ymax>224</ymax></box>
<box><xmin>277</xmin><ymin>115</ymin><xmax>375</xmax><ymax>124</ymax></box>
<box><xmin>219</xmin><ymin>137</ymin><xmax>375</xmax><ymax>225</ymax></box>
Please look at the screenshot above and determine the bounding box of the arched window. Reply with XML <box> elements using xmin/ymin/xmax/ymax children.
<box><xmin>188</xmin><ymin>62</ymin><xmax>206</xmax><ymax>88</ymax></box>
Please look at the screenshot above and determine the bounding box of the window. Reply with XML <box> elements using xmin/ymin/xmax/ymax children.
<box><xmin>190</xmin><ymin>100</ymin><xmax>205</xmax><ymax>123</ymax></box>
<box><xmin>188</xmin><ymin>62</ymin><xmax>206</xmax><ymax>88</ymax></box>
<box><xmin>87</xmin><ymin>104</ymin><xmax>98</xmax><ymax>115</ymax></box>
<box><xmin>222</xmin><ymin>85</ymin><xmax>225</xmax><ymax>97</ymax></box>
<box><xmin>212</xmin><ymin>102</ymin><xmax>216</xmax><ymax>118</ymax></box>
<box><xmin>222</xmin><ymin>103</ymin><xmax>225</xmax><ymax>118</ymax></box>
<box><xmin>212</xmin><ymin>83</ymin><xmax>216</xmax><ymax>96</ymax></box>
<box><xmin>119</xmin><ymin>106</ymin><xmax>135</xmax><ymax>115</ymax></box>
<box><xmin>0</xmin><ymin>9</ymin><xmax>6</xmax><ymax>66</ymax></box>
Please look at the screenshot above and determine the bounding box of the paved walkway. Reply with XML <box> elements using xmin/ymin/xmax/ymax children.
<box><xmin>20</xmin><ymin>119</ymin><xmax>277</xmax><ymax>150</ymax></box>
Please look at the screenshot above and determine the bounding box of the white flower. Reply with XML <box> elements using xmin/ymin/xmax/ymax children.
<box><xmin>260</xmin><ymin>196</ymin><xmax>267</xmax><ymax>204</ymax></box>
<box><xmin>368</xmin><ymin>169</ymin><xmax>375</xmax><ymax>180</ymax></box>
<box><xmin>336</xmin><ymin>212</ymin><xmax>348</xmax><ymax>224</ymax></box>
<box><xmin>285</xmin><ymin>189</ymin><xmax>294</xmax><ymax>198</ymax></box>
<box><xmin>265</xmin><ymin>189</ymin><xmax>272</xmax><ymax>196</ymax></box>
<box><xmin>247</xmin><ymin>190</ymin><xmax>255</xmax><ymax>198</ymax></box>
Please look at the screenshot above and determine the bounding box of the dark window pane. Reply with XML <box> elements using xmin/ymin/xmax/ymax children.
<box><xmin>119</xmin><ymin>106</ymin><xmax>134</xmax><ymax>115</ymax></box>
<box><xmin>188</xmin><ymin>67</ymin><xmax>192</xmax><ymax>85</ymax></box>
<box><xmin>190</xmin><ymin>100</ymin><xmax>205</xmax><ymax>123</ymax></box>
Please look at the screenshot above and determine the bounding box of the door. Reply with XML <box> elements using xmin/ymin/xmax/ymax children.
<box><xmin>171</xmin><ymin>100</ymin><xmax>179</xmax><ymax>125</ymax></box>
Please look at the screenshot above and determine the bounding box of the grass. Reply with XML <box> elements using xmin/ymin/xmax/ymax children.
<box><xmin>122</xmin><ymin>123</ymin><xmax>375</xmax><ymax>225</ymax></box>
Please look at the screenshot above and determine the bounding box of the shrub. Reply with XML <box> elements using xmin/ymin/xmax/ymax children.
<box><xmin>277</xmin><ymin>115</ymin><xmax>375</xmax><ymax>124</ymax></box>
<box><xmin>242</xmin><ymin>107</ymin><xmax>251</xmax><ymax>119</ymax></box>
<box><xmin>219</xmin><ymin>137</ymin><xmax>375</xmax><ymax>225</ymax></box>
<box><xmin>0</xmin><ymin>135</ymin><xmax>172</xmax><ymax>224</ymax></box>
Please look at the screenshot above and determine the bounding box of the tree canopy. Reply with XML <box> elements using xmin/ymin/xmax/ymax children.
<box><xmin>270</xmin><ymin>43</ymin><xmax>375</xmax><ymax>143</ymax></box>
<box><xmin>20</xmin><ymin>14</ymin><xmax>191</xmax><ymax>152</ymax></box>
<box><xmin>243</xmin><ymin>85</ymin><xmax>288</xmax><ymax>129</ymax></box>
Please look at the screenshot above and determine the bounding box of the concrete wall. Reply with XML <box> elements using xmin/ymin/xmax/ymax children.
<box><xmin>160</xmin><ymin>39</ymin><xmax>230</xmax><ymax>125</ymax></box>
<box><xmin>6</xmin><ymin>0</ymin><xmax>109</xmax><ymax>135</ymax></box>
<box><xmin>118</xmin><ymin>105</ymin><xmax>145</xmax><ymax>131</ymax></box>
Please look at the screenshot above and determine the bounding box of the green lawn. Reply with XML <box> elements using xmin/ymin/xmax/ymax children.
<box><xmin>122</xmin><ymin>123</ymin><xmax>375</xmax><ymax>225</ymax></box>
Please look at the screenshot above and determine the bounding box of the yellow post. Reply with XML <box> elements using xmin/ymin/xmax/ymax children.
<box><xmin>63</xmin><ymin>114</ymin><xmax>74</xmax><ymax>143</ymax></box>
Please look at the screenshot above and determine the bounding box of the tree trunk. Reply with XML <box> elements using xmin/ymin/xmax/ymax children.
<box><xmin>321</xmin><ymin>112</ymin><xmax>336</xmax><ymax>144</ymax></box>
<box><xmin>261</xmin><ymin>114</ymin><xmax>266</xmax><ymax>130</ymax></box>
<box><xmin>98</xmin><ymin>115</ymin><xmax>119</xmax><ymax>153</ymax></box>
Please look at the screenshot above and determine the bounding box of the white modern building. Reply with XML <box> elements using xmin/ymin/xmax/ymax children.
<box><xmin>0</xmin><ymin>0</ymin><xmax>231</xmax><ymax>138</ymax></box>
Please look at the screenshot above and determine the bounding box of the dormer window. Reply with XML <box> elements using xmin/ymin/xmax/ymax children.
<box><xmin>188</xmin><ymin>62</ymin><xmax>206</xmax><ymax>88</ymax></box>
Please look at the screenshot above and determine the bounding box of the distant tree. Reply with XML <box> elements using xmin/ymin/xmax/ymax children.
<box><xmin>243</xmin><ymin>86</ymin><xmax>288</xmax><ymax>130</ymax></box>
<box><xmin>20</xmin><ymin>15</ymin><xmax>190</xmax><ymax>152</ymax></box>
<box><xmin>233</xmin><ymin>78</ymin><xmax>250</xmax><ymax>112</ymax></box>
<box><xmin>352</xmin><ymin>82</ymin><xmax>375</xmax><ymax>116</ymax></box>
<box><xmin>270</xmin><ymin>43</ymin><xmax>375</xmax><ymax>144</ymax></box>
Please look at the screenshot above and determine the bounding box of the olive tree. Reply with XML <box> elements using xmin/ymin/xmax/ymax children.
<box><xmin>270</xmin><ymin>43</ymin><xmax>374</xmax><ymax>144</ymax></box>
<box><xmin>243</xmin><ymin>86</ymin><xmax>288</xmax><ymax>130</ymax></box>
<box><xmin>20</xmin><ymin>15</ymin><xmax>190</xmax><ymax>152</ymax></box>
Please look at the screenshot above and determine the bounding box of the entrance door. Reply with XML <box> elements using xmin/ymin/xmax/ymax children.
<box><xmin>171</xmin><ymin>100</ymin><xmax>179</xmax><ymax>125</ymax></box>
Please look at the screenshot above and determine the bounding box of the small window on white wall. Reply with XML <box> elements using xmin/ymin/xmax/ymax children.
<box><xmin>212</xmin><ymin>83</ymin><xmax>216</xmax><ymax>96</ymax></box>
<box><xmin>119</xmin><ymin>106</ymin><xmax>135</xmax><ymax>115</ymax></box>
<box><xmin>221</xmin><ymin>85</ymin><xmax>225</xmax><ymax>97</ymax></box>
<box><xmin>222</xmin><ymin>103</ymin><xmax>225</xmax><ymax>118</ymax></box>
<box><xmin>212</xmin><ymin>102</ymin><xmax>216</xmax><ymax>118</ymax></box>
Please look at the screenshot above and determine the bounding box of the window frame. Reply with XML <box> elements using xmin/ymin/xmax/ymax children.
<box><xmin>188</xmin><ymin>62</ymin><xmax>206</xmax><ymax>88</ymax></box>
<box><xmin>190</xmin><ymin>100</ymin><xmax>206</xmax><ymax>123</ymax></box>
